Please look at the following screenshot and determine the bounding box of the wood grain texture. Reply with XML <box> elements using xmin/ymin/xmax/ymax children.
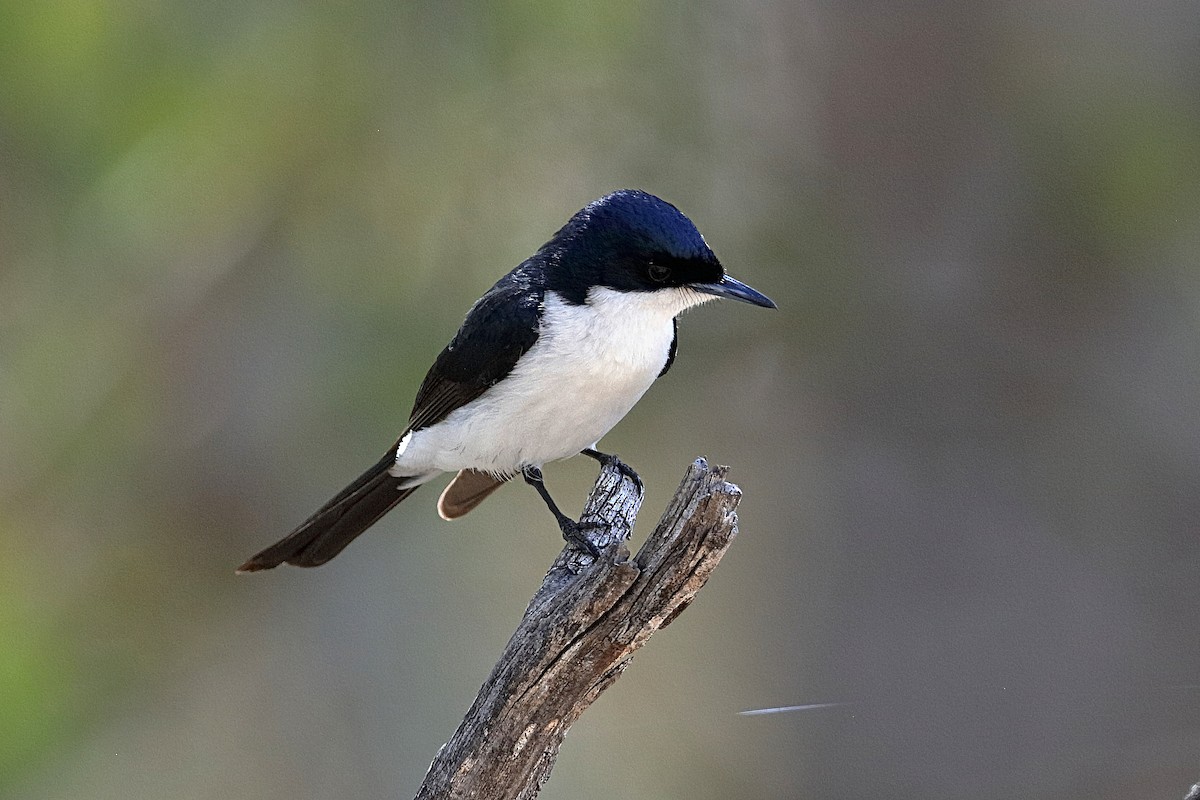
<box><xmin>414</xmin><ymin>458</ymin><xmax>742</xmax><ymax>800</ymax></box>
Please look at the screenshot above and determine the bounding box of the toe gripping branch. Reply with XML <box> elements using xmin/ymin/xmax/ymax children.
<box><xmin>523</xmin><ymin>453</ymin><xmax>645</xmax><ymax>559</ymax></box>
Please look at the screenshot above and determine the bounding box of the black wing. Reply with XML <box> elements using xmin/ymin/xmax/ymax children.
<box><xmin>407</xmin><ymin>266</ymin><xmax>544</xmax><ymax>432</ymax></box>
<box><xmin>237</xmin><ymin>266</ymin><xmax>545</xmax><ymax>572</ymax></box>
<box><xmin>658</xmin><ymin>317</ymin><xmax>678</xmax><ymax>378</ymax></box>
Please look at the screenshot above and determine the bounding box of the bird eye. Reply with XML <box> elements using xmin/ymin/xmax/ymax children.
<box><xmin>647</xmin><ymin>262</ymin><xmax>671</xmax><ymax>283</ymax></box>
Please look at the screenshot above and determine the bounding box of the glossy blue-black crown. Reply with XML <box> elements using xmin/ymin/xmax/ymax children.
<box><xmin>537</xmin><ymin>190</ymin><xmax>723</xmax><ymax>302</ymax></box>
<box><xmin>569</xmin><ymin>190</ymin><xmax>713</xmax><ymax>260</ymax></box>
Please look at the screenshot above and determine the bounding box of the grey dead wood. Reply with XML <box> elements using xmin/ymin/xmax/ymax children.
<box><xmin>413</xmin><ymin>457</ymin><xmax>742</xmax><ymax>800</ymax></box>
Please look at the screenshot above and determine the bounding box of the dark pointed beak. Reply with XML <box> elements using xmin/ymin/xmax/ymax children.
<box><xmin>690</xmin><ymin>275</ymin><xmax>777</xmax><ymax>309</ymax></box>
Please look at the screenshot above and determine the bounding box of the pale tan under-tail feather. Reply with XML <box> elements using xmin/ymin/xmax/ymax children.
<box><xmin>437</xmin><ymin>469</ymin><xmax>511</xmax><ymax>520</ymax></box>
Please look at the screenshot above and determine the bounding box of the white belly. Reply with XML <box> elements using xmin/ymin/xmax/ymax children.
<box><xmin>394</xmin><ymin>287</ymin><xmax>704</xmax><ymax>477</ymax></box>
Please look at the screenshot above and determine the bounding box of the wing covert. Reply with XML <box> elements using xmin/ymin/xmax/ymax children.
<box><xmin>406</xmin><ymin>269</ymin><xmax>544</xmax><ymax>432</ymax></box>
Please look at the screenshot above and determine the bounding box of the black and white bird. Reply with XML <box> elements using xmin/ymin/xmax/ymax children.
<box><xmin>238</xmin><ymin>189</ymin><xmax>775</xmax><ymax>572</ymax></box>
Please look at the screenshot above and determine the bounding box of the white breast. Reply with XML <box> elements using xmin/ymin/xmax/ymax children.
<box><xmin>394</xmin><ymin>286</ymin><xmax>711</xmax><ymax>477</ymax></box>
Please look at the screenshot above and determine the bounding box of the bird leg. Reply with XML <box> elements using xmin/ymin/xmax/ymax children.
<box><xmin>521</xmin><ymin>466</ymin><xmax>602</xmax><ymax>557</ymax></box>
<box><xmin>580</xmin><ymin>448</ymin><xmax>644</xmax><ymax>490</ymax></box>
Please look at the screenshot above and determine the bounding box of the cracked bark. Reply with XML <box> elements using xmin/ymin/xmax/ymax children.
<box><xmin>413</xmin><ymin>458</ymin><xmax>742</xmax><ymax>800</ymax></box>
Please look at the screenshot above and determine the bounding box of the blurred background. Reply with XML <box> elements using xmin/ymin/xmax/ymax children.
<box><xmin>2</xmin><ymin>2</ymin><xmax>1199</xmax><ymax>798</ymax></box>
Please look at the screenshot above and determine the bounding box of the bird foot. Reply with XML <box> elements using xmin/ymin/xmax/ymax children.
<box><xmin>582</xmin><ymin>449</ymin><xmax>644</xmax><ymax>490</ymax></box>
<box><xmin>557</xmin><ymin>518</ymin><xmax>603</xmax><ymax>558</ymax></box>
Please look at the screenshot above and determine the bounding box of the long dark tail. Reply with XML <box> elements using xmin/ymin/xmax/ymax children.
<box><xmin>237</xmin><ymin>452</ymin><xmax>418</xmax><ymax>572</ymax></box>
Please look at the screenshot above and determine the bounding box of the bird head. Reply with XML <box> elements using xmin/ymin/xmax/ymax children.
<box><xmin>539</xmin><ymin>190</ymin><xmax>776</xmax><ymax>311</ymax></box>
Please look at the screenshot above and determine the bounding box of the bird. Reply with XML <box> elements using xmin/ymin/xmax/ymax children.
<box><xmin>237</xmin><ymin>189</ymin><xmax>775</xmax><ymax>573</ymax></box>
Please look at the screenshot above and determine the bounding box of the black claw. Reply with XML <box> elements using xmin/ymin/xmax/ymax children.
<box><xmin>613</xmin><ymin>460</ymin><xmax>643</xmax><ymax>490</ymax></box>
<box><xmin>559</xmin><ymin>519</ymin><xmax>602</xmax><ymax>557</ymax></box>
<box><xmin>581</xmin><ymin>449</ymin><xmax>643</xmax><ymax>490</ymax></box>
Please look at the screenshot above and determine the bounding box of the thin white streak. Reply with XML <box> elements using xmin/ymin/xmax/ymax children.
<box><xmin>738</xmin><ymin>702</ymin><xmax>850</xmax><ymax>716</ymax></box>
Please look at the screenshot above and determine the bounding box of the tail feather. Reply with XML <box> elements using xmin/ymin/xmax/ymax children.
<box><xmin>237</xmin><ymin>452</ymin><xmax>417</xmax><ymax>572</ymax></box>
<box><xmin>437</xmin><ymin>469</ymin><xmax>510</xmax><ymax>520</ymax></box>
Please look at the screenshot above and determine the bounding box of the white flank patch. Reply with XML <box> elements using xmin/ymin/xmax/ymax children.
<box><xmin>392</xmin><ymin>286</ymin><xmax>713</xmax><ymax>476</ymax></box>
<box><xmin>395</xmin><ymin>430</ymin><xmax>413</xmax><ymax>458</ymax></box>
